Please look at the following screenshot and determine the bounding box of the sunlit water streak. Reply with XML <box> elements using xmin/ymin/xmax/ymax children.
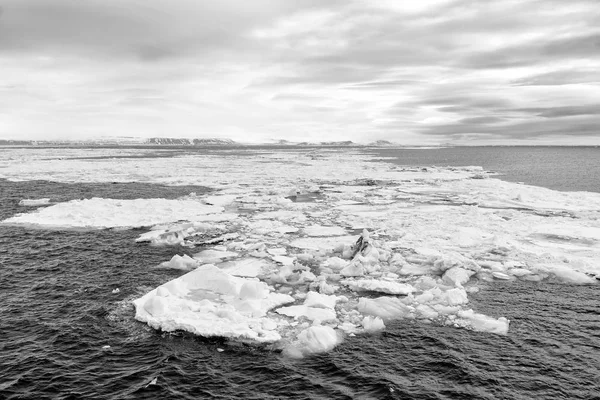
<box><xmin>1</xmin><ymin>148</ymin><xmax>599</xmax><ymax>399</ymax></box>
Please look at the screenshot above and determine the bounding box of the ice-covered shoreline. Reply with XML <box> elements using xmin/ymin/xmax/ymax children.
<box><xmin>2</xmin><ymin>148</ymin><xmax>599</xmax><ymax>356</ymax></box>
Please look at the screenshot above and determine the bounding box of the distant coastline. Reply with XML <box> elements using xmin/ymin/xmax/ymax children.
<box><xmin>1</xmin><ymin>138</ymin><xmax>598</xmax><ymax>149</ymax></box>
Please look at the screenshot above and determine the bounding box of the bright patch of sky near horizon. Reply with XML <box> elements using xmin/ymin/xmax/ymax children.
<box><xmin>0</xmin><ymin>0</ymin><xmax>599</xmax><ymax>145</ymax></box>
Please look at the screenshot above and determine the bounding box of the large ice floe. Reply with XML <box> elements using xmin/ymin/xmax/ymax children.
<box><xmin>2</xmin><ymin>148</ymin><xmax>599</xmax><ymax>357</ymax></box>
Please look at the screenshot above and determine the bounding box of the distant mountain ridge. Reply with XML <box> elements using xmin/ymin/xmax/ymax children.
<box><xmin>368</xmin><ymin>140</ymin><xmax>396</xmax><ymax>146</ymax></box>
<box><xmin>147</xmin><ymin>138</ymin><xmax>237</xmax><ymax>146</ymax></box>
<box><xmin>0</xmin><ymin>137</ymin><xmax>428</xmax><ymax>147</ymax></box>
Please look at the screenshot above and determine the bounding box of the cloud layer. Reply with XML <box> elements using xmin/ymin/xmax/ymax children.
<box><xmin>1</xmin><ymin>0</ymin><xmax>599</xmax><ymax>144</ymax></box>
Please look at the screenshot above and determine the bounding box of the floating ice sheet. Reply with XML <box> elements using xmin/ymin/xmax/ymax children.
<box><xmin>133</xmin><ymin>264</ymin><xmax>295</xmax><ymax>343</ymax></box>
<box><xmin>3</xmin><ymin>198</ymin><xmax>229</xmax><ymax>229</ymax></box>
<box><xmin>4</xmin><ymin>147</ymin><xmax>599</xmax><ymax>356</ymax></box>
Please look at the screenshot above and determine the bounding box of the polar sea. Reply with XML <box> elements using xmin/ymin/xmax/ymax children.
<box><xmin>0</xmin><ymin>146</ymin><xmax>599</xmax><ymax>399</ymax></box>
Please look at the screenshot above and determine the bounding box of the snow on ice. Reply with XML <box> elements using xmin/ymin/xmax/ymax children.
<box><xmin>2</xmin><ymin>148</ymin><xmax>599</xmax><ymax>356</ymax></box>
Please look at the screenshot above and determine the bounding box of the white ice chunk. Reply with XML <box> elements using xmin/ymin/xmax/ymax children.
<box><xmin>275</xmin><ymin>305</ymin><xmax>337</xmax><ymax>322</ymax></box>
<box><xmin>340</xmin><ymin>263</ymin><xmax>365</xmax><ymax>277</ymax></box>
<box><xmin>509</xmin><ymin>268</ymin><xmax>533</xmax><ymax>277</ymax></box>
<box><xmin>136</xmin><ymin>229</ymin><xmax>185</xmax><ymax>246</ymax></box>
<box><xmin>342</xmin><ymin>279</ymin><xmax>415</xmax><ymax>295</ymax></box>
<box><xmin>324</xmin><ymin>257</ymin><xmax>348</xmax><ymax>271</ymax></box>
<box><xmin>455</xmin><ymin>310</ymin><xmax>510</xmax><ymax>335</ymax></box>
<box><xmin>358</xmin><ymin>297</ymin><xmax>413</xmax><ymax>320</ymax></box>
<box><xmin>159</xmin><ymin>254</ymin><xmax>199</xmax><ymax>271</ymax></box>
<box><xmin>541</xmin><ymin>264</ymin><xmax>596</xmax><ymax>284</ymax></box>
<box><xmin>362</xmin><ymin>316</ymin><xmax>386</xmax><ymax>332</ymax></box>
<box><xmin>285</xmin><ymin>326</ymin><xmax>341</xmax><ymax>357</ymax></box>
<box><xmin>415</xmin><ymin>287</ymin><xmax>469</xmax><ymax>307</ymax></box>
<box><xmin>19</xmin><ymin>198</ymin><xmax>51</xmax><ymax>206</ymax></box>
<box><xmin>290</xmin><ymin>236</ymin><xmax>357</xmax><ymax>251</ymax></box>
<box><xmin>272</xmin><ymin>255</ymin><xmax>295</xmax><ymax>266</ymax></box>
<box><xmin>491</xmin><ymin>272</ymin><xmax>512</xmax><ymax>280</ymax></box>
<box><xmin>442</xmin><ymin>267</ymin><xmax>476</xmax><ymax>288</ymax></box>
<box><xmin>303</xmin><ymin>292</ymin><xmax>338</xmax><ymax>309</ymax></box>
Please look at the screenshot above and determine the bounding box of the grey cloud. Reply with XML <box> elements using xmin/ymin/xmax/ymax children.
<box><xmin>459</xmin><ymin>33</ymin><xmax>600</xmax><ymax>70</ymax></box>
<box><xmin>415</xmin><ymin>95</ymin><xmax>513</xmax><ymax>109</ymax></box>
<box><xmin>344</xmin><ymin>80</ymin><xmax>420</xmax><ymax>89</ymax></box>
<box><xmin>415</xmin><ymin>115</ymin><xmax>600</xmax><ymax>138</ymax></box>
<box><xmin>257</xmin><ymin>0</ymin><xmax>600</xmax><ymax>88</ymax></box>
<box><xmin>2</xmin><ymin>0</ymin><xmax>599</xmax><ymax>144</ymax></box>
<box><xmin>437</xmin><ymin>106</ymin><xmax>472</xmax><ymax>113</ymax></box>
<box><xmin>0</xmin><ymin>0</ymin><xmax>330</xmax><ymax>61</ymax></box>
<box><xmin>254</xmin><ymin>64</ymin><xmax>381</xmax><ymax>86</ymax></box>
<box><xmin>511</xmin><ymin>69</ymin><xmax>600</xmax><ymax>86</ymax></box>
<box><xmin>458</xmin><ymin>116</ymin><xmax>506</xmax><ymax>124</ymax></box>
<box><xmin>512</xmin><ymin>105</ymin><xmax>600</xmax><ymax>118</ymax></box>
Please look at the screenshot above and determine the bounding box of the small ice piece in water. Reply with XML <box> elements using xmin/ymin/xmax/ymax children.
<box><xmin>19</xmin><ymin>198</ymin><xmax>51</xmax><ymax>206</ymax></box>
<box><xmin>455</xmin><ymin>310</ymin><xmax>510</xmax><ymax>335</ymax></box>
<box><xmin>159</xmin><ymin>254</ymin><xmax>198</xmax><ymax>271</ymax></box>
<box><xmin>102</xmin><ymin>345</ymin><xmax>111</xmax><ymax>349</ymax></box>
<box><xmin>358</xmin><ymin>297</ymin><xmax>413</xmax><ymax>320</ymax></box>
<box><xmin>542</xmin><ymin>264</ymin><xmax>597</xmax><ymax>284</ymax></box>
<box><xmin>145</xmin><ymin>377</ymin><xmax>158</xmax><ymax>387</ymax></box>
<box><xmin>285</xmin><ymin>326</ymin><xmax>341</xmax><ymax>357</ymax></box>
<box><xmin>112</xmin><ymin>288</ymin><xmax>120</xmax><ymax>294</ymax></box>
<box><xmin>492</xmin><ymin>271</ymin><xmax>511</xmax><ymax>280</ymax></box>
<box><xmin>362</xmin><ymin>316</ymin><xmax>385</xmax><ymax>332</ymax></box>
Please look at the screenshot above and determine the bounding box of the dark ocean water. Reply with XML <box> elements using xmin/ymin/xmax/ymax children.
<box><xmin>369</xmin><ymin>146</ymin><xmax>600</xmax><ymax>193</ymax></box>
<box><xmin>1</xmin><ymin>148</ymin><xmax>599</xmax><ymax>399</ymax></box>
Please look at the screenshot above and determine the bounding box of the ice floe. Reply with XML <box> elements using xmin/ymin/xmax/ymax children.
<box><xmin>133</xmin><ymin>264</ymin><xmax>294</xmax><ymax>343</ymax></box>
<box><xmin>2</xmin><ymin>147</ymin><xmax>599</xmax><ymax>356</ymax></box>
<box><xmin>3</xmin><ymin>198</ymin><xmax>229</xmax><ymax>229</ymax></box>
<box><xmin>19</xmin><ymin>198</ymin><xmax>51</xmax><ymax>206</ymax></box>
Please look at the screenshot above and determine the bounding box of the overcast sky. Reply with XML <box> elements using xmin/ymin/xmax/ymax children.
<box><xmin>1</xmin><ymin>0</ymin><xmax>599</xmax><ymax>144</ymax></box>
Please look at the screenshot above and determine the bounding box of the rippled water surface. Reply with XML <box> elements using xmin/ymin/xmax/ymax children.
<box><xmin>370</xmin><ymin>146</ymin><xmax>600</xmax><ymax>193</ymax></box>
<box><xmin>1</xmin><ymin>149</ymin><xmax>599</xmax><ymax>399</ymax></box>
